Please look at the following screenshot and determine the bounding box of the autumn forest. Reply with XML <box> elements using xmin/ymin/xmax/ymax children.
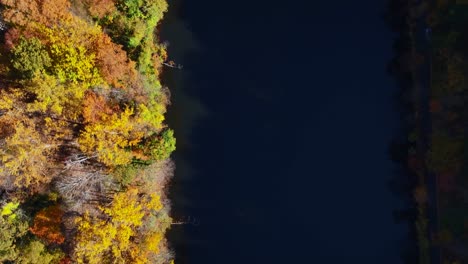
<box><xmin>0</xmin><ymin>0</ymin><xmax>176</xmax><ymax>263</ymax></box>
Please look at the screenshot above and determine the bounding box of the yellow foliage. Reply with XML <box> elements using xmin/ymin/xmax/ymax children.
<box><xmin>145</xmin><ymin>231</ymin><xmax>163</xmax><ymax>253</ymax></box>
<box><xmin>26</xmin><ymin>73</ymin><xmax>64</xmax><ymax>114</ymax></box>
<box><xmin>77</xmin><ymin>100</ymin><xmax>167</xmax><ymax>167</ymax></box>
<box><xmin>75</xmin><ymin>188</ymin><xmax>162</xmax><ymax>263</ymax></box>
<box><xmin>21</xmin><ymin>17</ymin><xmax>106</xmax><ymax>120</ymax></box>
<box><xmin>78</xmin><ymin>107</ymin><xmax>145</xmax><ymax>166</ymax></box>
<box><xmin>138</xmin><ymin>102</ymin><xmax>165</xmax><ymax>131</ymax></box>
<box><xmin>1</xmin><ymin>202</ymin><xmax>19</xmax><ymax>217</ymax></box>
<box><xmin>126</xmin><ymin>230</ymin><xmax>163</xmax><ymax>263</ymax></box>
<box><xmin>43</xmin><ymin>117</ymin><xmax>73</xmax><ymax>142</ymax></box>
<box><xmin>0</xmin><ymin>117</ymin><xmax>55</xmax><ymax>188</ymax></box>
<box><xmin>0</xmin><ymin>89</ymin><xmax>25</xmax><ymax>111</ymax></box>
<box><xmin>49</xmin><ymin>43</ymin><xmax>102</xmax><ymax>86</ymax></box>
<box><xmin>25</xmin><ymin>73</ymin><xmax>88</xmax><ymax>119</ymax></box>
<box><xmin>0</xmin><ymin>0</ymin><xmax>174</xmax><ymax>261</ymax></box>
<box><xmin>34</xmin><ymin>20</ymin><xmax>103</xmax><ymax>86</ymax></box>
<box><xmin>147</xmin><ymin>193</ymin><xmax>163</xmax><ymax>211</ymax></box>
<box><xmin>32</xmin><ymin>14</ymin><xmax>102</xmax><ymax>49</ymax></box>
<box><xmin>103</xmin><ymin>188</ymin><xmax>144</xmax><ymax>226</ymax></box>
<box><xmin>75</xmin><ymin>214</ymin><xmax>117</xmax><ymax>264</ymax></box>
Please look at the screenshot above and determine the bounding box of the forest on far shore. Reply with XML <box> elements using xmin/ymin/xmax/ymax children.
<box><xmin>0</xmin><ymin>0</ymin><xmax>177</xmax><ymax>263</ymax></box>
<box><xmin>387</xmin><ymin>0</ymin><xmax>468</xmax><ymax>263</ymax></box>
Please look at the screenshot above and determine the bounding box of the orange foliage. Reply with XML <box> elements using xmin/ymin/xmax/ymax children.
<box><xmin>82</xmin><ymin>91</ymin><xmax>117</xmax><ymax>123</ymax></box>
<box><xmin>4</xmin><ymin>28</ymin><xmax>20</xmax><ymax>50</ymax></box>
<box><xmin>4</xmin><ymin>28</ymin><xmax>37</xmax><ymax>51</ymax></box>
<box><xmin>0</xmin><ymin>0</ymin><xmax>71</xmax><ymax>27</ymax></box>
<box><xmin>1</xmin><ymin>0</ymin><xmax>76</xmax><ymax>54</ymax></box>
<box><xmin>84</xmin><ymin>0</ymin><xmax>116</xmax><ymax>18</ymax></box>
<box><xmin>0</xmin><ymin>114</ymin><xmax>15</xmax><ymax>138</ymax></box>
<box><xmin>30</xmin><ymin>205</ymin><xmax>65</xmax><ymax>245</ymax></box>
<box><xmin>59</xmin><ymin>257</ymin><xmax>72</xmax><ymax>264</ymax></box>
<box><xmin>92</xmin><ymin>35</ymin><xmax>139</xmax><ymax>88</ymax></box>
<box><xmin>2</xmin><ymin>0</ymin><xmax>141</xmax><ymax>92</ymax></box>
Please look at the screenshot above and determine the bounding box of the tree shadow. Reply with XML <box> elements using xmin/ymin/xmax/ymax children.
<box><xmin>384</xmin><ymin>0</ymin><xmax>426</xmax><ymax>263</ymax></box>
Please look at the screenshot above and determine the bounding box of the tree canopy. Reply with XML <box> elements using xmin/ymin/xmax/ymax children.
<box><xmin>0</xmin><ymin>0</ymin><xmax>175</xmax><ymax>262</ymax></box>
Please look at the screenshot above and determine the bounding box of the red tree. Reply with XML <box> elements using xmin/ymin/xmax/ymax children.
<box><xmin>30</xmin><ymin>205</ymin><xmax>65</xmax><ymax>245</ymax></box>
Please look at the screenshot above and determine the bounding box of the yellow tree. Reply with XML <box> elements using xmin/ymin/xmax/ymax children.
<box><xmin>78</xmin><ymin>107</ymin><xmax>144</xmax><ymax>166</ymax></box>
<box><xmin>137</xmin><ymin>101</ymin><xmax>165</xmax><ymax>131</ymax></box>
<box><xmin>32</xmin><ymin>19</ymin><xmax>103</xmax><ymax>86</ymax></box>
<box><xmin>20</xmin><ymin>20</ymin><xmax>105</xmax><ymax>121</ymax></box>
<box><xmin>127</xmin><ymin>196</ymin><xmax>168</xmax><ymax>263</ymax></box>
<box><xmin>74</xmin><ymin>188</ymin><xmax>163</xmax><ymax>263</ymax></box>
<box><xmin>26</xmin><ymin>72</ymin><xmax>82</xmax><ymax>117</ymax></box>
<box><xmin>0</xmin><ymin>115</ymin><xmax>56</xmax><ymax>189</ymax></box>
<box><xmin>127</xmin><ymin>231</ymin><xmax>163</xmax><ymax>264</ymax></box>
<box><xmin>78</xmin><ymin>99</ymin><xmax>168</xmax><ymax>166</ymax></box>
<box><xmin>0</xmin><ymin>87</ymin><xmax>57</xmax><ymax>190</ymax></box>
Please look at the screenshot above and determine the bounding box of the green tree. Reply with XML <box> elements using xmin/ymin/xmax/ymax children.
<box><xmin>0</xmin><ymin>202</ymin><xmax>29</xmax><ymax>262</ymax></box>
<box><xmin>142</xmin><ymin>129</ymin><xmax>176</xmax><ymax>161</ymax></box>
<box><xmin>16</xmin><ymin>240</ymin><xmax>63</xmax><ymax>264</ymax></box>
<box><xmin>109</xmin><ymin>0</ymin><xmax>169</xmax><ymax>92</ymax></box>
<box><xmin>11</xmin><ymin>37</ymin><xmax>51</xmax><ymax>78</ymax></box>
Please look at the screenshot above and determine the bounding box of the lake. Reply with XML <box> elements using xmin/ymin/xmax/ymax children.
<box><xmin>161</xmin><ymin>0</ymin><xmax>410</xmax><ymax>263</ymax></box>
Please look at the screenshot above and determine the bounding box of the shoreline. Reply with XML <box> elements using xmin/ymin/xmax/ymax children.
<box><xmin>385</xmin><ymin>0</ymin><xmax>436</xmax><ymax>263</ymax></box>
<box><xmin>160</xmin><ymin>1</ymin><xmax>206</xmax><ymax>262</ymax></box>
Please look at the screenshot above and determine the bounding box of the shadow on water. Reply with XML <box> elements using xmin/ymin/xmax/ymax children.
<box><xmin>384</xmin><ymin>0</ymin><xmax>425</xmax><ymax>263</ymax></box>
<box><xmin>159</xmin><ymin>0</ymin><xmax>207</xmax><ymax>263</ymax></box>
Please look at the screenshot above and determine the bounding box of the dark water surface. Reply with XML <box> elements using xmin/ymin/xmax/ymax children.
<box><xmin>162</xmin><ymin>0</ymin><xmax>409</xmax><ymax>263</ymax></box>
